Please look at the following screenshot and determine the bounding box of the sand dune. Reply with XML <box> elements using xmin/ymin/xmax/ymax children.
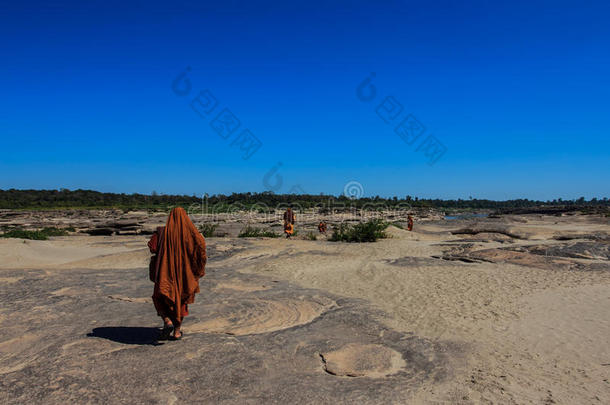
<box><xmin>0</xmin><ymin>236</ymin><xmax>146</xmax><ymax>270</ymax></box>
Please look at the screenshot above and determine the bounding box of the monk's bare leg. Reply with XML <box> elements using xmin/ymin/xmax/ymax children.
<box><xmin>157</xmin><ymin>316</ymin><xmax>174</xmax><ymax>340</ymax></box>
<box><xmin>173</xmin><ymin>321</ymin><xmax>182</xmax><ymax>338</ymax></box>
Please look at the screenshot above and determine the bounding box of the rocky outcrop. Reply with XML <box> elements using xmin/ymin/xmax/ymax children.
<box><xmin>450</xmin><ymin>225</ymin><xmax>528</xmax><ymax>239</ymax></box>
<box><xmin>0</xmin><ymin>257</ymin><xmax>455</xmax><ymax>404</ymax></box>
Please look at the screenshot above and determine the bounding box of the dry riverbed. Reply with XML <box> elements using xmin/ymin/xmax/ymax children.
<box><xmin>0</xmin><ymin>212</ymin><xmax>608</xmax><ymax>404</ymax></box>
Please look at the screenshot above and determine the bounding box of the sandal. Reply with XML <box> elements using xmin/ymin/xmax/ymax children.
<box><xmin>169</xmin><ymin>331</ymin><xmax>184</xmax><ymax>341</ymax></box>
<box><xmin>159</xmin><ymin>324</ymin><xmax>174</xmax><ymax>341</ymax></box>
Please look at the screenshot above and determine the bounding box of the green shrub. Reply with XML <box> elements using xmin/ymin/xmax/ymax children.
<box><xmin>306</xmin><ymin>232</ymin><xmax>317</xmax><ymax>241</ymax></box>
<box><xmin>330</xmin><ymin>219</ymin><xmax>388</xmax><ymax>242</ymax></box>
<box><xmin>238</xmin><ymin>226</ymin><xmax>280</xmax><ymax>238</ymax></box>
<box><xmin>0</xmin><ymin>227</ymin><xmax>70</xmax><ymax>240</ymax></box>
<box><xmin>0</xmin><ymin>229</ymin><xmax>47</xmax><ymax>240</ymax></box>
<box><xmin>41</xmin><ymin>227</ymin><xmax>71</xmax><ymax>237</ymax></box>
<box><xmin>198</xmin><ymin>223</ymin><xmax>218</xmax><ymax>237</ymax></box>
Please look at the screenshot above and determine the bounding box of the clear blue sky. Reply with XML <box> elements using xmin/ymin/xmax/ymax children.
<box><xmin>1</xmin><ymin>0</ymin><xmax>608</xmax><ymax>200</ymax></box>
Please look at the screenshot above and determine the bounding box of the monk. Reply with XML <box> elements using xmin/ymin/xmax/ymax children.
<box><xmin>283</xmin><ymin>207</ymin><xmax>295</xmax><ymax>238</ymax></box>
<box><xmin>318</xmin><ymin>221</ymin><xmax>327</xmax><ymax>234</ymax></box>
<box><xmin>147</xmin><ymin>207</ymin><xmax>207</xmax><ymax>341</ymax></box>
<box><xmin>407</xmin><ymin>215</ymin><xmax>414</xmax><ymax>231</ymax></box>
<box><xmin>284</xmin><ymin>222</ymin><xmax>294</xmax><ymax>237</ymax></box>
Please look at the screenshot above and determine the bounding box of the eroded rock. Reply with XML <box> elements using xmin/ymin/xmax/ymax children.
<box><xmin>320</xmin><ymin>343</ymin><xmax>406</xmax><ymax>377</ymax></box>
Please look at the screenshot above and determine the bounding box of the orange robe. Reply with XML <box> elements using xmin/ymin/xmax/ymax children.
<box><xmin>148</xmin><ymin>207</ymin><xmax>206</xmax><ymax>326</ymax></box>
<box><xmin>283</xmin><ymin>209</ymin><xmax>295</xmax><ymax>224</ymax></box>
<box><xmin>283</xmin><ymin>209</ymin><xmax>295</xmax><ymax>235</ymax></box>
<box><xmin>284</xmin><ymin>222</ymin><xmax>294</xmax><ymax>235</ymax></box>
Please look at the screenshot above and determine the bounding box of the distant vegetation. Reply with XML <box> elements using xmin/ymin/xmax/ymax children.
<box><xmin>330</xmin><ymin>219</ymin><xmax>389</xmax><ymax>243</ymax></box>
<box><xmin>0</xmin><ymin>226</ymin><xmax>73</xmax><ymax>240</ymax></box>
<box><xmin>0</xmin><ymin>189</ymin><xmax>608</xmax><ymax>212</ymax></box>
<box><xmin>198</xmin><ymin>223</ymin><xmax>218</xmax><ymax>238</ymax></box>
<box><xmin>238</xmin><ymin>226</ymin><xmax>281</xmax><ymax>238</ymax></box>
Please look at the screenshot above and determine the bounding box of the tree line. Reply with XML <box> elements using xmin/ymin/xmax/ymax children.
<box><xmin>1</xmin><ymin>188</ymin><xmax>608</xmax><ymax>211</ymax></box>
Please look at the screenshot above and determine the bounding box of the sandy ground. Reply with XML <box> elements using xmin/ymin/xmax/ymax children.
<box><xmin>0</xmin><ymin>213</ymin><xmax>608</xmax><ymax>404</ymax></box>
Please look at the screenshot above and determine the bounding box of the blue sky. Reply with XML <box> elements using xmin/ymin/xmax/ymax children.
<box><xmin>1</xmin><ymin>0</ymin><xmax>608</xmax><ymax>199</ymax></box>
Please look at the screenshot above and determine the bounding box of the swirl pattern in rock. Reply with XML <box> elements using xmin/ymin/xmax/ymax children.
<box><xmin>188</xmin><ymin>297</ymin><xmax>335</xmax><ymax>335</ymax></box>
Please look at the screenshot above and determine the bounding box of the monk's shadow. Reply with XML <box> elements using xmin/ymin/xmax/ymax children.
<box><xmin>87</xmin><ymin>327</ymin><xmax>163</xmax><ymax>346</ymax></box>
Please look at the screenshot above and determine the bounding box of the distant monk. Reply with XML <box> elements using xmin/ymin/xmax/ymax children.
<box><xmin>318</xmin><ymin>221</ymin><xmax>327</xmax><ymax>234</ymax></box>
<box><xmin>283</xmin><ymin>207</ymin><xmax>295</xmax><ymax>238</ymax></box>
<box><xmin>407</xmin><ymin>215</ymin><xmax>414</xmax><ymax>232</ymax></box>
<box><xmin>147</xmin><ymin>207</ymin><xmax>207</xmax><ymax>341</ymax></box>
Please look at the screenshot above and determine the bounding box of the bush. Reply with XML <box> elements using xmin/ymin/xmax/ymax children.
<box><xmin>198</xmin><ymin>223</ymin><xmax>218</xmax><ymax>237</ymax></box>
<box><xmin>0</xmin><ymin>227</ymin><xmax>70</xmax><ymax>240</ymax></box>
<box><xmin>330</xmin><ymin>219</ymin><xmax>388</xmax><ymax>242</ymax></box>
<box><xmin>306</xmin><ymin>232</ymin><xmax>317</xmax><ymax>241</ymax></box>
<box><xmin>40</xmin><ymin>227</ymin><xmax>71</xmax><ymax>237</ymax></box>
<box><xmin>238</xmin><ymin>226</ymin><xmax>280</xmax><ymax>238</ymax></box>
